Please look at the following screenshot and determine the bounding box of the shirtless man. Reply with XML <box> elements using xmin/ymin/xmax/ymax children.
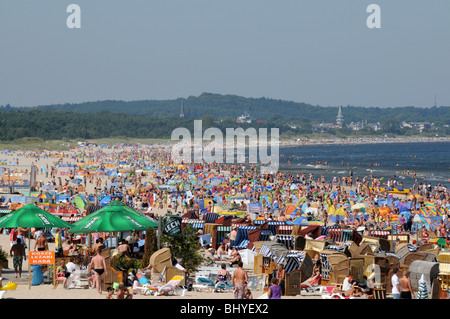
<box><xmin>399</xmin><ymin>271</ymin><xmax>415</xmax><ymax>299</ymax></box>
<box><xmin>91</xmin><ymin>238</ymin><xmax>105</xmax><ymax>255</ymax></box>
<box><xmin>34</xmin><ymin>232</ymin><xmax>48</xmax><ymax>251</ymax></box>
<box><xmin>216</xmin><ymin>243</ymin><xmax>227</xmax><ymax>256</ymax></box>
<box><xmin>10</xmin><ymin>238</ymin><xmax>26</xmax><ymax>278</ymax></box>
<box><xmin>229</xmin><ymin>227</ymin><xmax>237</xmax><ymax>247</ymax></box>
<box><xmin>117</xmin><ymin>240</ymin><xmax>131</xmax><ymax>256</ymax></box>
<box><xmin>17</xmin><ymin>227</ymin><xmax>29</xmax><ymax>248</ymax></box>
<box><xmin>231</xmin><ymin>261</ymin><xmax>248</xmax><ymax>299</ymax></box>
<box><xmin>88</xmin><ymin>248</ymin><xmax>108</xmax><ymax>294</ymax></box>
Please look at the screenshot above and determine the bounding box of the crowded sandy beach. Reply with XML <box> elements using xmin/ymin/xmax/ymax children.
<box><xmin>0</xmin><ymin>141</ymin><xmax>448</xmax><ymax>301</ymax></box>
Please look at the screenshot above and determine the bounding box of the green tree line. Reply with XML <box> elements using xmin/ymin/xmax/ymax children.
<box><xmin>0</xmin><ymin>109</ymin><xmax>448</xmax><ymax>141</ymax></box>
<box><xmin>3</xmin><ymin>92</ymin><xmax>449</xmax><ymax>126</ymax></box>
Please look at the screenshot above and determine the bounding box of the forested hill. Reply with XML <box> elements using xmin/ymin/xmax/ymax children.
<box><xmin>4</xmin><ymin>92</ymin><xmax>449</xmax><ymax>126</ymax></box>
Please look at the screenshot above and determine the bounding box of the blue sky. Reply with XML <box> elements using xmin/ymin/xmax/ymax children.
<box><xmin>0</xmin><ymin>0</ymin><xmax>449</xmax><ymax>108</ymax></box>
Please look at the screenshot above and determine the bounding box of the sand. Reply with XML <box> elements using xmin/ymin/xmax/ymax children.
<box><xmin>0</xmin><ymin>146</ymin><xmax>373</xmax><ymax>300</ymax></box>
<box><xmin>0</xmin><ymin>232</ymin><xmax>326</xmax><ymax>300</ymax></box>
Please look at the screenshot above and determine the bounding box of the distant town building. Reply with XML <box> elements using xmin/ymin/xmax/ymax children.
<box><xmin>180</xmin><ymin>99</ymin><xmax>185</xmax><ymax>118</ymax></box>
<box><xmin>312</xmin><ymin>122</ymin><xmax>339</xmax><ymax>132</ymax></box>
<box><xmin>336</xmin><ymin>106</ymin><xmax>344</xmax><ymax>128</ymax></box>
<box><xmin>366</xmin><ymin>122</ymin><xmax>381</xmax><ymax>131</ymax></box>
<box><xmin>236</xmin><ymin>112</ymin><xmax>252</xmax><ymax>124</ymax></box>
<box><xmin>401</xmin><ymin>121</ymin><xmax>432</xmax><ymax>132</ymax></box>
<box><xmin>348</xmin><ymin>121</ymin><xmax>365</xmax><ymax>131</ymax></box>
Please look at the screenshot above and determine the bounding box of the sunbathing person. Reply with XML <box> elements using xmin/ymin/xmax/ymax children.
<box><xmin>63</xmin><ymin>240</ymin><xmax>77</xmax><ymax>255</ymax></box>
<box><xmin>333</xmin><ymin>279</ymin><xmax>368</xmax><ymax>298</ymax></box>
<box><xmin>216</xmin><ymin>243</ymin><xmax>227</xmax><ymax>256</ymax></box>
<box><xmin>304</xmin><ymin>253</ymin><xmax>321</xmax><ymax>285</ymax></box>
<box><xmin>54</xmin><ymin>260</ymin><xmax>68</xmax><ymax>289</ymax></box>
<box><xmin>226</xmin><ymin>248</ymin><xmax>242</xmax><ymax>266</ymax></box>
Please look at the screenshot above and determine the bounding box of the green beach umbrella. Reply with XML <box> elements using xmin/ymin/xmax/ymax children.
<box><xmin>0</xmin><ymin>204</ymin><xmax>72</xmax><ymax>229</ymax></box>
<box><xmin>73</xmin><ymin>195</ymin><xmax>86</xmax><ymax>209</ymax></box>
<box><xmin>68</xmin><ymin>200</ymin><xmax>158</xmax><ymax>233</ymax></box>
<box><xmin>0</xmin><ymin>204</ymin><xmax>72</xmax><ymax>251</ymax></box>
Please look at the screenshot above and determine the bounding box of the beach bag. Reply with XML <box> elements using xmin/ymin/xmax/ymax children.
<box><xmin>138</xmin><ymin>276</ymin><xmax>149</xmax><ymax>285</ymax></box>
<box><xmin>31</xmin><ymin>265</ymin><xmax>44</xmax><ymax>286</ymax></box>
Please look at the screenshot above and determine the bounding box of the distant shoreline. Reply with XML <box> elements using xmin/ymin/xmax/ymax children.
<box><xmin>278</xmin><ymin>136</ymin><xmax>450</xmax><ymax>148</ymax></box>
<box><xmin>0</xmin><ymin>136</ymin><xmax>448</xmax><ymax>152</ymax></box>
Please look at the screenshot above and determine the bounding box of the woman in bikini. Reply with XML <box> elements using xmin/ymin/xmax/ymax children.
<box><xmin>215</xmin><ymin>264</ymin><xmax>231</xmax><ymax>291</ymax></box>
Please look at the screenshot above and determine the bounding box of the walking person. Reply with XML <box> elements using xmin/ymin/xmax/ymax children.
<box><xmin>231</xmin><ymin>261</ymin><xmax>248</xmax><ymax>299</ymax></box>
<box><xmin>88</xmin><ymin>248</ymin><xmax>108</xmax><ymax>294</ymax></box>
<box><xmin>10</xmin><ymin>238</ymin><xmax>26</xmax><ymax>278</ymax></box>
<box><xmin>267</xmin><ymin>277</ymin><xmax>282</xmax><ymax>299</ymax></box>
<box><xmin>391</xmin><ymin>268</ymin><xmax>401</xmax><ymax>299</ymax></box>
<box><xmin>399</xmin><ymin>271</ymin><xmax>415</xmax><ymax>299</ymax></box>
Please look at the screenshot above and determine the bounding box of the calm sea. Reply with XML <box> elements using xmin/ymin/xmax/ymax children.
<box><xmin>279</xmin><ymin>142</ymin><xmax>450</xmax><ymax>188</ymax></box>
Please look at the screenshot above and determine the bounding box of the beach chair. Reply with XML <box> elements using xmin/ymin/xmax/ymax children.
<box><xmin>192</xmin><ymin>276</ymin><xmax>216</xmax><ymax>292</ymax></box>
<box><xmin>214</xmin><ymin>279</ymin><xmax>233</xmax><ymax>293</ymax></box>
<box><xmin>321</xmin><ymin>286</ymin><xmax>346</xmax><ymax>299</ymax></box>
<box><xmin>257</xmin><ymin>292</ymin><xmax>269</xmax><ymax>299</ymax></box>
<box><xmin>155</xmin><ymin>275</ymin><xmax>187</xmax><ymax>296</ymax></box>
<box><xmin>135</xmin><ymin>281</ymin><xmax>164</xmax><ymax>296</ymax></box>
<box><xmin>300</xmin><ymin>276</ymin><xmax>325</xmax><ymax>293</ymax></box>
<box><xmin>321</xmin><ymin>286</ymin><xmax>367</xmax><ymax>299</ymax></box>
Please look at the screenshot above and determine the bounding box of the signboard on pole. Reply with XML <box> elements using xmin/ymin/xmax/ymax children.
<box><xmin>29</xmin><ymin>250</ymin><xmax>55</xmax><ymax>265</ymax></box>
<box><xmin>28</xmin><ymin>251</ymin><xmax>56</xmax><ymax>289</ymax></box>
<box><xmin>162</xmin><ymin>215</ymin><xmax>182</xmax><ymax>237</ymax></box>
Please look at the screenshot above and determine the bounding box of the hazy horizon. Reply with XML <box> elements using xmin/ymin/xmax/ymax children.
<box><xmin>1</xmin><ymin>1</ymin><xmax>449</xmax><ymax>109</ymax></box>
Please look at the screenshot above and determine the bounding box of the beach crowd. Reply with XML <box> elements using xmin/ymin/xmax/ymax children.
<box><xmin>0</xmin><ymin>143</ymin><xmax>448</xmax><ymax>299</ymax></box>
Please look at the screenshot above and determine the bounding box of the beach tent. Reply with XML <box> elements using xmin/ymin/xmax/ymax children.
<box><xmin>283</xmin><ymin>205</ymin><xmax>297</xmax><ymax>216</ymax></box>
<box><xmin>395</xmin><ymin>202</ymin><xmax>409</xmax><ymax>213</ymax></box>
<box><xmin>328</xmin><ymin>206</ymin><xmax>346</xmax><ymax>223</ymax></box>
<box><xmin>293</xmin><ymin>217</ymin><xmax>309</xmax><ymax>226</ymax></box>
<box><xmin>100</xmin><ymin>195</ymin><xmax>112</xmax><ymax>207</ymax></box>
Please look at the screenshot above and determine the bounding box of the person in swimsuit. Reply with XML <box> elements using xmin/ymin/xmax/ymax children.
<box><xmin>214</xmin><ymin>264</ymin><xmax>231</xmax><ymax>291</ymax></box>
<box><xmin>399</xmin><ymin>271</ymin><xmax>415</xmax><ymax>299</ymax></box>
<box><xmin>55</xmin><ymin>260</ymin><xmax>68</xmax><ymax>289</ymax></box>
<box><xmin>34</xmin><ymin>232</ymin><xmax>47</xmax><ymax>251</ymax></box>
<box><xmin>88</xmin><ymin>248</ymin><xmax>108</xmax><ymax>294</ymax></box>
<box><xmin>10</xmin><ymin>238</ymin><xmax>26</xmax><ymax>278</ymax></box>
<box><xmin>216</xmin><ymin>264</ymin><xmax>231</xmax><ymax>283</ymax></box>
<box><xmin>232</xmin><ymin>261</ymin><xmax>248</xmax><ymax>299</ymax></box>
